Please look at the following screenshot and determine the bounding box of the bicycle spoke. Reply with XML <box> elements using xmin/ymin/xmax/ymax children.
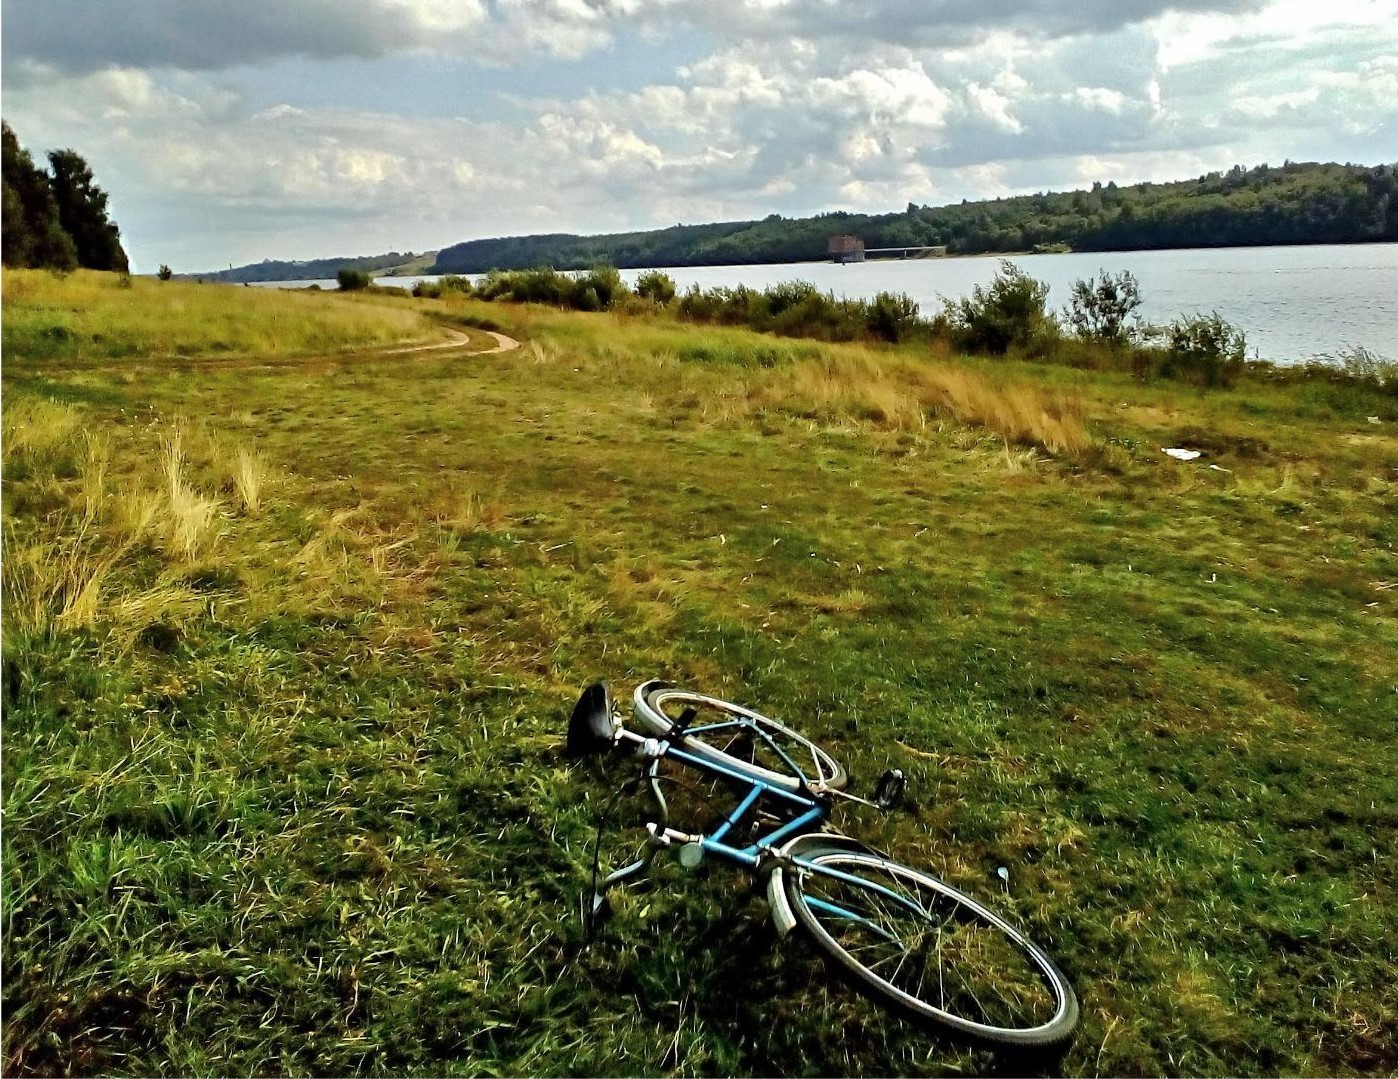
<box><xmin>788</xmin><ymin>852</ymin><xmax>1073</xmax><ymax>1042</ymax></box>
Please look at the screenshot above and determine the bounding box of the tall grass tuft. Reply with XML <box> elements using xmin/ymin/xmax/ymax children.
<box><xmin>2</xmin><ymin>521</ymin><xmax>111</xmax><ymax>636</ymax></box>
<box><xmin>162</xmin><ymin>430</ymin><xmax>222</xmax><ymax>558</ymax></box>
<box><xmin>80</xmin><ymin>432</ymin><xmax>111</xmax><ymax>522</ymax></box>
<box><xmin>232</xmin><ymin>447</ymin><xmax>269</xmax><ymax>516</ymax></box>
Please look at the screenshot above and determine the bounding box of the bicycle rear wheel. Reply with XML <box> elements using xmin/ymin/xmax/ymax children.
<box><xmin>783</xmin><ymin>847</ymin><xmax>1078</xmax><ymax>1051</ymax></box>
<box><xmin>633</xmin><ymin>682</ymin><xmax>847</xmax><ymax>792</ymax></box>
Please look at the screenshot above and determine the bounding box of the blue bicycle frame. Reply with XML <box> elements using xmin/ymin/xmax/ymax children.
<box><xmin>588</xmin><ymin>714</ymin><xmax>920</xmax><ymax>937</ymax></box>
<box><xmin>570</xmin><ymin>681</ymin><xmax>1080</xmax><ymax>1051</ymax></box>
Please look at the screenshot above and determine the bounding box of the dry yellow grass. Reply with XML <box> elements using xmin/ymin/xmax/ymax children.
<box><xmin>1</xmin><ymin>396</ymin><xmax>82</xmax><ymax>460</ymax></box>
<box><xmin>748</xmin><ymin>350</ymin><xmax>1091</xmax><ymax>454</ymax></box>
<box><xmin>162</xmin><ymin>430</ymin><xmax>223</xmax><ymax>559</ymax></box>
<box><xmin>1</xmin><ymin>518</ymin><xmax>202</xmax><ymax>643</ymax></box>
<box><xmin>432</xmin><ymin>484</ymin><xmax>508</xmax><ymax>533</ymax></box>
<box><xmin>232</xmin><ymin>447</ymin><xmax>269</xmax><ymax>516</ymax></box>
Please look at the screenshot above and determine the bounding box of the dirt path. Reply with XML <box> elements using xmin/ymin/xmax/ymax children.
<box><xmin>477</xmin><ymin>330</ymin><xmax>521</xmax><ymax>354</ymax></box>
<box><xmin>383</xmin><ymin>327</ymin><xmax>521</xmax><ymax>355</ymax></box>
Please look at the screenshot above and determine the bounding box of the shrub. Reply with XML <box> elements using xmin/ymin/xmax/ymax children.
<box><xmin>1328</xmin><ymin>344</ymin><xmax>1398</xmax><ymax>393</ymax></box>
<box><xmin>676</xmin><ymin>284</ymin><xmax>720</xmax><ymax>322</ymax></box>
<box><xmin>1161</xmin><ymin>312</ymin><xmax>1247</xmax><ymax>387</ymax></box>
<box><xmin>513</xmin><ymin>268</ymin><xmax>572</xmax><ymax>306</ymax></box>
<box><xmin>413</xmin><ymin>275</ymin><xmax>474</xmax><ymax>299</ymax></box>
<box><xmin>634</xmin><ymin>270</ymin><xmax>677</xmax><ymax>305</ymax></box>
<box><xmin>1065</xmin><ymin>269</ymin><xmax>1142</xmax><ymax>345</ymax></box>
<box><xmin>337</xmin><ymin>268</ymin><xmax>373</xmax><ymax>291</ymax></box>
<box><xmin>946</xmin><ymin>260</ymin><xmax>1053</xmax><ymax>355</ymax></box>
<box><xmin>866</xmin><ymin>291</ymin><xmax>920</xmax><ymax>343</ymax></box>
<box><xmin>572</xmin><ymin>284</ymin><xmax>601</xmax><ymax>311</ymax></box>
<box><xmin>765</xmin><ymin>280</ymin><xmax>822</xmax><ymax>317</ymax></box>
<box><xmin>676</xmin><ymin>281</ymin><xmax>921</xmax><ymax>344</ymax></box>
<box><xmin>1289</xmin><ymin>345</ymin><xmax>1398</xmax><ymax>400</ymax></box>
<box><xmin>157</xmin><ymin>264</ymin><xmax>173</xmax><ymax>281</ymax></box>
<box><xmin>571</xmin><ymin>266</ymin><xmax>626</xmax><ymax>311</ymax></box>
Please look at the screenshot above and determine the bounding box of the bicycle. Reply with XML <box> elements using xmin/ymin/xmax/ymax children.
<box><xmin>566</xmin><ymin>679</ymin><xmax>1080</xmax><ymax>1052</ymax></box>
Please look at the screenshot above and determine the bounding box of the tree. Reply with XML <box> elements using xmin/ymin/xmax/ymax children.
<box><xmin>337</xmin><ymin>267</ymin><xmax>373</xmax><ymax>290</ymax></box>
<box><xmin>946</xmin><ymin>261</ymin><xmax>1053</xmax><ymax>355</ymax></box>
<box><xmin>634</xmin><ymin>269</ymin><xmax>677</xmax><ymax>305</ymax></box>
<box><xmin>158</xmin><ymin>264</ymin><xmax>173</xmax><ymax>281</ymax></box>
<box><xmin>47</xmin><ymin>148</ymin><xmax>128</xmax><ymax>271</ymax></box>
<box><xmin>2</xmin><ymin>121</ymin><xmax>78</xmax><ymax>270</ymax></box>
<box><xmin>1065</xmin><ymin>269</ymin><xmax>1142</xmax><ymax>345</ymax></box>
<box><xmin>866</xmin><ymin>291</ymin><xmax>920</xmax><ymax>343</ymax></box>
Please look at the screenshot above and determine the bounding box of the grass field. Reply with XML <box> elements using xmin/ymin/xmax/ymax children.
<box><xmin>2</xmin><ymin>273</ymin><xmax>1396</xmax><ymax>1076</ymax></box>
<box><xmin>1</xmin><ymin>270</ymin><xmax>443</xmax><ymax>364</ymax></box>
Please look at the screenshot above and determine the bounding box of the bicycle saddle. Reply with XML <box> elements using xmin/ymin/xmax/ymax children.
<box><xmin>567</xmin><ymin>682</ymin><xmax>617</xmax><ymax>757</ymax></box>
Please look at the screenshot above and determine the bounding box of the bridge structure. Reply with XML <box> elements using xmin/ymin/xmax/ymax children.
<box><xmin>827</xmin><ymin>234</ymin><xmax>948</xmax><ymax>263</ymax></box>
<box><xmin>861</xmin><ymin>245</ymin><xmax>948</xmax><ymax>260</ymax></box>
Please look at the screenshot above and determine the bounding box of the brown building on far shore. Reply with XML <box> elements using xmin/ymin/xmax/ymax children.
<box><xmin>827</xmin><ymin>234</ymin><xmax>865</xmax><ymax>263</ymax></box>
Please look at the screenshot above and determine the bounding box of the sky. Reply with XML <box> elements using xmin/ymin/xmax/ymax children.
<box><xmin>3</xmin><ymin>0</ymin><xmax>1395</xmax><ymax>274</ymax></box>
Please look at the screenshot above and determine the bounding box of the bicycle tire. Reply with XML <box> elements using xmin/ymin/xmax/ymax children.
<box><xmin>782</xmin><ymin>847</ymin><xmax>1078</xmax><ymax>1050</ymax></box>
<box><xmin>632</xmin><ymin>682</ymin><xmax>847</xmax><ymax>792</ymax></box>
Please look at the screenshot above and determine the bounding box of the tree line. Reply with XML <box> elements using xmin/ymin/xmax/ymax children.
<box><xmin>194</xmin><ymin>251</ymin><xmax>430</xmax><ymax>284</ymax></box>
<box><xmin>3</xmin><ymin>121</ymin><xmax>128</xmax><ymax>273</ymax></box>
<box><xmin>430</xmin><ymin>161</ymin><xmax>1397</xmax><ymax>274</ymax></box>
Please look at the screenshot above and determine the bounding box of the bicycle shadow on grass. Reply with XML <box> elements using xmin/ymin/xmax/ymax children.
<box><xmin>579</xmin><ymin>873</ymin><xmax>1067</xmax><ymax>1078</ymax></box>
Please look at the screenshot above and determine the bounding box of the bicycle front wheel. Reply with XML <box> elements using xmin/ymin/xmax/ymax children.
<box><xmin>784</xmin><ymin>848</ymin><xmax>1078</xmax><ymax>1050</ymax></box>
<box><xmin>632</xmin><ymin>682</ymin><xmax>847</xmax><ymax>792</ymax></box>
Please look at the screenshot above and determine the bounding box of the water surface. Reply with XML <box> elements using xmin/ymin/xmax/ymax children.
<box><xmin>258</xmin><ymin>242</ymin><xmax>1398</xmax><ymax>364</ymax></box>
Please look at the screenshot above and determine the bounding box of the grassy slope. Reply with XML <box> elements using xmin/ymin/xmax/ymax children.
<box><xmin>2</xmin><ymin>279</ymin><xmax>1395</xmax><ymax>1077</ymax></box>
<box><xmin>1</xmin><ymin>270</ymin><xmax>442</xmax><ymax>363</ymax></box>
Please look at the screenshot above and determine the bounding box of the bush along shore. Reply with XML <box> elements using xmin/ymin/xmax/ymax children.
<box><xmin>406</xmin><ymin>261</ymin><xmax>1397</xmax><ymax>394</ymax></box>
<box><xmin>3</xmin><ymin>268</ymin><xmax>1396</xmax><ymax>1076</ymax></box>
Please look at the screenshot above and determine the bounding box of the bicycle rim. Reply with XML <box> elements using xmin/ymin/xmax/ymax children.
<box><xmin>785</xmin><ymin>850</ymin><xmax>1077</xmax><ymax>1049</ymax></box>
<box><xmin>634</xmin><ymin>683</ymin><xmax>847</xmax><ymax>791</ymax></box>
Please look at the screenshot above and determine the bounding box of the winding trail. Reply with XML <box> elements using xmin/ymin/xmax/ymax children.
<box><xmin>383</xmin><ymin>326</ymin><xmax>521</xmax><ymax>356</ymax></box>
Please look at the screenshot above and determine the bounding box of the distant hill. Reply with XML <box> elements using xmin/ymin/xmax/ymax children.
<box><xmin>184</xmin><ymin>250</ymin><xmax>436</xmax><ymax>283</ymax></box>
<box><xmin>431</xmin><ymin>161</ymin><xmax>1397</xmax><ymax>274</ymax></box>
<box><xmin>191</xmin><ymin>161</ymin><xmax>1397</xmax><ymax>282</ymax></box>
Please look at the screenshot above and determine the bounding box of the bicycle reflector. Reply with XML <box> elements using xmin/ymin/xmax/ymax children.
<box><xmin>567</xmin><ymin>683</ymin><xmax>617</xmax><ymax>757</ymax></box>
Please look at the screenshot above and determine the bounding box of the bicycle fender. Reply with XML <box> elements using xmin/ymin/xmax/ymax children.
<box><xmin>767</xmin><ymin>871</ymin><xmax>799</xmax><ymax>937</ymax></box>
<box><xmin>766</xmin><ymin>832</ymin><xmax>882</xmax><ymax>938</ymax></box>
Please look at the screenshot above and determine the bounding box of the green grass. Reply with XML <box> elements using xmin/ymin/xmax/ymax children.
<box><xmin>3</xmin><ymin>275</ymin><xmax>1396</xmax><ymax>1076</ymax></box>
<box><xmin>1</xmin><ymin>270</ymin><xmax>442</xmax><ymax>364</ymax></box>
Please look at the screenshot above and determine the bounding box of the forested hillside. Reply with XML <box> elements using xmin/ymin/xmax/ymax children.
<box><xmin>432</xmin><ymin>161</ymin><xmax>1397</xmax><ymax>273</ymax></box>
<box><xmin>186</xmin><ymin>250</ymin><xmax>434</xmax><ymax>283</ymax></box>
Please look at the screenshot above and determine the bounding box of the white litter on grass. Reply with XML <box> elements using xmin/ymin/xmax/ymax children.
<box><xmin>1163</xmin><ymin>447</ymin><xmax>1202</xmax><ymax>461</ymax></box>
<box><xmin>1208</xmin><ymin>464</ymin><xmax>1232</xmax><ymax>473</ymax></box>
<box><xmin>1368</xmin><ymin>416</ymin><xmax>1382</xmax><ymax>425</ymax></box>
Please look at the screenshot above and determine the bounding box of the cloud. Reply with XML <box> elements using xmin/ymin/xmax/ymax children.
<box><xmin>4</xmin><ymin>0</ymin><xmax>1272</xmax><ymax>77</ymax></box>
<box><xmin>2</xmin><ymin>0</ymin><xmax>1393</xmax><ymax>272</ymax></box>
<box><xmin>1</xmin><ymin>2</ymin><xmax>445</xmax><ymax>75</ymax></box>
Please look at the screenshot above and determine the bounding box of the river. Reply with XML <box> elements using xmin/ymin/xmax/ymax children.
<box><xmin>255</xmin><ymin>242</ymin><xmax>1398</xmax><ymax>365</ymax></box>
